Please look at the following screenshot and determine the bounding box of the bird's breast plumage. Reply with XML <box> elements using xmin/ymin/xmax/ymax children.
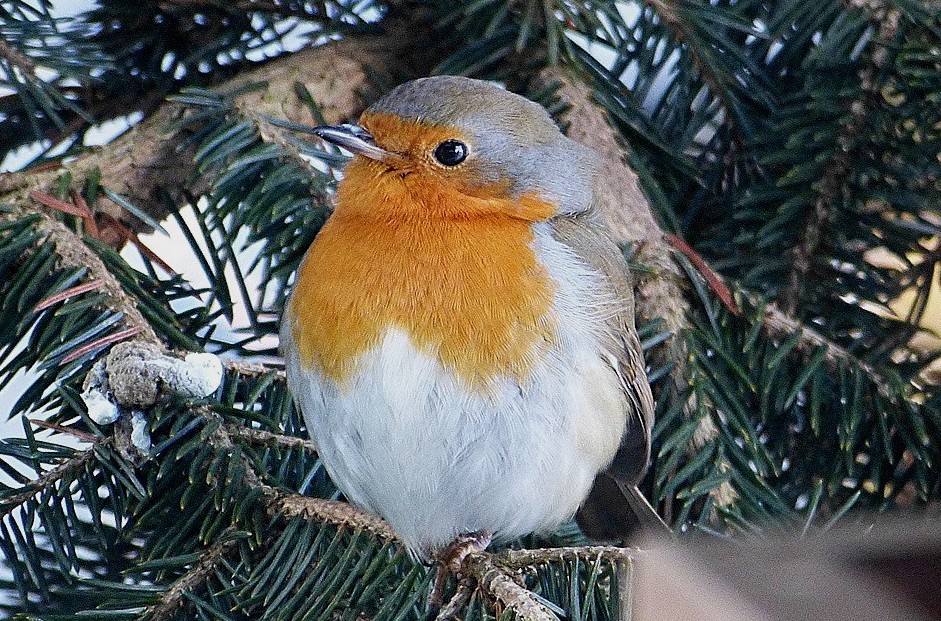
<box><xmin>287</xmin><ymin>158</ymin><xmax>561</xmax><ymax>389</ymax></box>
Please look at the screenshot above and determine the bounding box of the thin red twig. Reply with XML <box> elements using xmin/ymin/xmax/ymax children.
<box><xmin>98</xmin><ymin>214</ymin><xmax>177</xmax><ymax>275</ymax></box>
<box><xmin>30</xmin><ymin>419</ymin><xmax>100</xmax><ymax>443</ymax></box>
<box><xmin>60</xmin><ymin>326</ymin><xmax>142</xmax><ymax>365</ymax></box>
<box><xmin>30</xmin><ymin>190</ymin><xmax>91</xmax><ymax>220</ymax></box>
<box><xmin>665</xmin><ymin>232</ymin><xmax>741</xmax><ymax>316</ymax></box>
<box><xmin>34</xmin><ymin>280</ymin><xmax>105</xmax><ymax>312</ymax></box>
<box><xmin>70</xmin><ymin>188</ymin><xmax>99</xmax><ymax>238</ymax></box>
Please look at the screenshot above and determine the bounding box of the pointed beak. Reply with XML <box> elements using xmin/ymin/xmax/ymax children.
<box><xmin>313</xmin><ymin>124</ymin><xmax>391</xmax><ymax>161</ymax></box>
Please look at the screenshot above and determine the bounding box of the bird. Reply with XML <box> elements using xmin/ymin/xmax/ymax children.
<box><xmin>281</xmin><ymin>75</ymin><xmax>661</xmax><ymax>559</ymax></box>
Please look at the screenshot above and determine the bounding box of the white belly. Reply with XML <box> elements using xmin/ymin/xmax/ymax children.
<box><xmin>282</xmin><ymin>225</ymin><xmax>627</xmax><ymax>556</ymax></box>
<box><xmin>285</xmin><ymin>328</ymin><xmax>624</xmax><ymax>556</ymax></box>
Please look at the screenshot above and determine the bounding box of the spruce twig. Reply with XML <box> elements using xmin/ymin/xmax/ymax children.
<box><xmin>501</xmin><ymin>546</ymin><xmax>640</xmax><ymax>568</ymax></box>
<box><xmin>3</xmin><ymin>204</ymin><xmax>162</xmax><ymax>346</ymax></box>
<box><xmin>781</xmin><ymin>2</ymin><xmax>903</xmax><ymax>315</ymax></box>
<box><xmin>143</xmin><ymin>535</ymin><xmax>241</xmax><ymax>621</ymax></box>
<box><xmin>0</xmin><ymin>450</ymin><xmax>96</xmax><ymax>519</ymax></box>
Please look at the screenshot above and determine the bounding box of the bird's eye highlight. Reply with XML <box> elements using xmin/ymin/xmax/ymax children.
<box><xmin>433</xmin><ymin>140</ymin><xmax>468</xmax><ymax>167</ymax></box>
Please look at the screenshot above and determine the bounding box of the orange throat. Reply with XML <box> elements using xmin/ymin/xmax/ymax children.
<box><xmin>288</xmin><ymin>157</ymin><xmax>558</xmax><ymax>388</ymax></box>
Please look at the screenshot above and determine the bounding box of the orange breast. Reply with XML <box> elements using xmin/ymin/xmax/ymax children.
<box><xmin>288</xmin><ymin>157</ymin><xmax>558</xmax><ymax>388</ymax></box>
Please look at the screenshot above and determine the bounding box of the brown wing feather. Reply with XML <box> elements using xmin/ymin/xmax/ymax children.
<box><xmin>549</xmin><ymin>208</ymin><xmax>663</xmax><ymax>539</ymax></box>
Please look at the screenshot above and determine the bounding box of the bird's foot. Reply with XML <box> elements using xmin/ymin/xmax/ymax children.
<box><xmin>441</xmin><ymin>530</ymin><xmax>493</xmax><ymax>573</ymax></box>
<box><xmin>428</xmin><ymin>530</ymin><xmax>493</xmax><ymax>613</ymax></box>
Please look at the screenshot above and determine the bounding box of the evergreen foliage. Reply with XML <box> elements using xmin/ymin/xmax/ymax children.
<box><xmin>0</xmin><ymin>0</ymin><xmax>939</xmax><ymax>618</ymax></box>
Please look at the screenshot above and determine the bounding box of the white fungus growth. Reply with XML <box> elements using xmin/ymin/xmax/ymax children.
<box><xmin>79</xmin><ymin>344</ymin><xmax>223</xmax><ymax>457</ymax></box>
<box><xmin>81</xmin><ymin>358</ymin><xmax>120</xmax><ymax>425</ymax></box>
<box><xmin>178</xmin><ymin>352</ymin><xmax>224</xmax><ymax>398</ymax></box>
<box><xmin>106</xmin><ymin>342</ymin><xmax>224</xmax><ymax>407</ymax></box>
<box><xmin>130</xmin><ymin>411</ymin><xmax>152</xmax><ymax>452</ymax></box>
<box><xmin>81</xmin><ymin>388</ymin><xmax>120</xmax><ymax>425</ymax></box>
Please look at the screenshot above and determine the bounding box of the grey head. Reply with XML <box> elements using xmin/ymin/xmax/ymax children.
<box><xmin>317</xmin><ymin>76</ymin><xmax>600</xmax><ymax>215</ymax></box>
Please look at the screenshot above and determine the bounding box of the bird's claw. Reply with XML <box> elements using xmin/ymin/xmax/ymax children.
<box><xmin>428</xmin><ymin>530</ymin><xmax>493</xmax><ymax>613</ymax></box>
<box><xmin>442</xmin><ymin>530</ymin><xmax>493</xmax><ymax>574</ymax></box>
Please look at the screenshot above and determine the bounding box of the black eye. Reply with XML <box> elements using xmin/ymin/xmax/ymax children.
<box><xmin>433</xmin><ymin>140</ymin><xmax>468</xmax><ymax>166</ymax></box>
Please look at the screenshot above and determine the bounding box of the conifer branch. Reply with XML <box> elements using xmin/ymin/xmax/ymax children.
<box><xmin>0</xmin><ymin>26</ymin><xmax>426</xmax><ymax>240</ymax></box>
<box><xmin>144</xmin><ymin>534</ymin><xmax>241</xmax><ymax>621</ymax></box>
<box><xmin>223</xmin><ymin>359</ymin><xmax>285</xmax><ymax>379</ymax></box>
<box><xmin>459</xmin><ymin>552</ymin><xmax>556</xmax><ymax>621</ymax></box>
<box><xmin>435</xmin><ymin>578</ymin><xmax>474</xmax><ymax>621</ymax></box>
<box><xmin>206</xmin><ymin>410</ymin><xmax>399</xmax><ymax>539</ymax></box>
<box><xmin>0</xmin><ymin>450</ymin><xmax>96</xmax><ymax>519</ymax></box>
<box><xmin>273</xmin><ymin>494</ymin><xmax>399</xmax><ymax>541</ymax></box>
<box><xmin>500</xmin><ymin>546</ymin><xmax>640</xmax><ymax>568</ymax></box>
<box><xmin>153</xmin><ymin>0</ymin><xmax>372</xmax><ymax>23</ymax></box>
<box><xmin>214</xmin><ymin>411</ymin><xmax>607</xmax><ymax>620</ymax></box>
<box><xmin>781</xmin><ymin>1</ymin><xmax>902</xmax><ymax>315</ymax></box>
<box><xmin>0</xmin><ymin>38</ymin><xmax>38</xmax><ymax>79</ymax></box>
<box><xmin>1</xmin><ymin>205</ymin><xmax>162</xmax><ymax>347</ymax></box>
<box><xmin>640</xmin><ymin>0</ymin><xmax>753</xmax><ymax>140</ymax></box>
<box><xmin>225</xmin><ymin>425</ymin><xmax>314</xmax><ymax>451</ymax></box>
<box><xmin>761</xmin><ymin>300</ymin><xmax>894</xmax><ymax>396</ymax></box>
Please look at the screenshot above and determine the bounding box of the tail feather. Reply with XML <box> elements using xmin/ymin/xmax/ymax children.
<box><xmin>617</xmin><ymin>482</ymin><xmax>673</xmax><ymax>537</ymax></box>
<box><xmin>576</xmin><ymin>474</ymin><xmax>672</xmax><ymax>541</ymax></box>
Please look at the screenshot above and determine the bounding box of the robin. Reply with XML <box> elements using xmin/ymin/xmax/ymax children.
<box><xmin>281</xmin><ymin>75</ymin><xmax>662</xmax><ymax>559</ymax></box>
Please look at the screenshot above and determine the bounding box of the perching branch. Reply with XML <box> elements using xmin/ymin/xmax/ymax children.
<box><xmin>213</xmin><ymin>408</ymin><xmax>624</xmax><ymax>621</ymax></box>
<box><xmin>459</xmin><ymin>552</ymin><xmax>556</xmax><ymax>621</ymax></box>
<box><xmin>201</xmin><ymin>406</ymin><xmax>398</xmax><ymax>539</ymax></box>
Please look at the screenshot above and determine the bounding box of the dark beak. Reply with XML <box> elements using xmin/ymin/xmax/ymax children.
<box><xmin>313</xmin><ymin>124</ymin><xmax>391</xmax><ymax>161</ymax></box>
